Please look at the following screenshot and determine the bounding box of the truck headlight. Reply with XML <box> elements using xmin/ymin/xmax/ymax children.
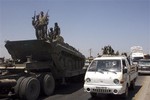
<box><xmin>85</xmin><ymin>78</ymin><xmax>91</xmax><ymax>82</ymax></box>
<box><xmin>113</xmin><ymin>79</ymin><xmax>119</xmax><ymax>84</ymax></box>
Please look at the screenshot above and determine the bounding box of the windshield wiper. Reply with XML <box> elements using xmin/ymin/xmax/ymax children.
<box><xmin>101</xmin><ymin>69</ymin><xmax>117</xmax><ymax>74</ymax></box>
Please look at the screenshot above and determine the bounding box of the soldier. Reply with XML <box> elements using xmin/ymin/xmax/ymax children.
<box><xmin>32</xmin><ymin>15</ymin><xmax>41</xmax><ymax>39</ymax></box>
<box><xmin>48</xmin><ymin>27</ymin><xmax>54</xmax><ymax>41</ymax></box>
<box><xmin>54</xmin><ymin>22</ymin><xmax>60</xmax><ymax>39</ymax></box>
<box><xmin>39</xmin><ymin>11</ymin><xmax>49</xmax><ymax>39</ymax></box>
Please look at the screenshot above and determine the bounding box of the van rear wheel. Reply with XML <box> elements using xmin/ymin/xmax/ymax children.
<box><xmin>130</xmin><ymin>80</ymin><xmax>135</xmax><ymax>90</ymax></box>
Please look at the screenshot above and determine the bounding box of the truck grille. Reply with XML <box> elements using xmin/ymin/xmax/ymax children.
<box><xmin>139</xmin><ymin>67</ymin><xmax>150</xmax><ymax>71</ymax></box>
<box><xmin>92</xmin><ymin>88</ymin><xmax>112</xmax><ymax>93</ymax></box>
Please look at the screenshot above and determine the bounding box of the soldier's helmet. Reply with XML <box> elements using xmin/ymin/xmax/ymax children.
<box><xmin>55</xmin><ymin>22</ymin><xmax>58</xmax><ymax>26</ymax></box>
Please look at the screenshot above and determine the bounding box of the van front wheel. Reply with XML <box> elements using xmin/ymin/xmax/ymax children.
<box><xmin>90</xmin><ymin>93</ymin><xmax>97</xmax><ymax>98</ymax></box>
<box><xmin>122</xmin><ymin>86</ymin><xmax>128</xmax><ymax>99</ymax></box>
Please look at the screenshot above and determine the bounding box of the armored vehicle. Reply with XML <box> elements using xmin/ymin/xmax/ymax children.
<box><xmin>0</xmin><ymin>11</ymin><xmax>85</xmax><ymax>100</ymax></box>
<box><xmin>0</xmin><ymin>39</ymin><xmax>85</xmax><ymax>100</ymax></box>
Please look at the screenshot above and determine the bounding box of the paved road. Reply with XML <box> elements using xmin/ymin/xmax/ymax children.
<box><xmin>133</xmin><ymin>75</ymin><xmax>150</xmax><ymax>100</ymax></box>
<box><xmin>41</xmin><ymin>75</ymin><xmax>146</xmax><ymax>100</ymax></box>
<box><xmin>0</xmin><ymin>75</ymin><xmax>148</xmax><ymax>100</ymax></box>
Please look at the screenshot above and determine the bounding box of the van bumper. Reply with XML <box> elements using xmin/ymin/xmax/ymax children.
<box><xmin>84</xmin><ymin>84</ymin><xmax>125</xmax><ymax>95</ymax></box>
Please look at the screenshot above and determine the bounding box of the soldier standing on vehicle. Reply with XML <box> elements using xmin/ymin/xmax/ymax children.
<box><xmin>39</xmin><ymin>11</ymin><xmax>49</xmax><ymax>40</ymax></box>
<box><xmin>48</xmin><ymin>27</ymin><xmax>54</xmax><ymax>42</ymax></box>
<box><xmin>54</xmin><ymin>22</ymin><xmax>60</xmax><ymax>39</ymax></box>
<box><xmin>32</xmin><ymin>14</ymin><xmax>41</xmax><ymax>40</ymax></box>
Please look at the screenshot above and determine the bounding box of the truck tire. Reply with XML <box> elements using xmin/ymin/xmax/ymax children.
<box><xmin>14</xmin><ymin>76</ymin><xmax>25</xmax><ymax>96</ymax></box>
<box><xmin>19</xmin><ymin>77</ymin><xmax>40</xmax><ymax>100</ymax></box>
<box><xmin>41</xmin><ymin>74</ymin><xmax>55</xmax><ymax>96</ymax></box>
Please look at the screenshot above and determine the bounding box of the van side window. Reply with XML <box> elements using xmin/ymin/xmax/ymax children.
<box><xmin>122</xmin><ymin>59</ymin><xmax>126</xmax><ymax>67</ymax></box>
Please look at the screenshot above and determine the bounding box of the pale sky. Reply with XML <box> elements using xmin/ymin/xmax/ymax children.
<box><xmin>0</xmin><ymin>0</ymin><xmax>150</xmax><ymax>58</ymax></box>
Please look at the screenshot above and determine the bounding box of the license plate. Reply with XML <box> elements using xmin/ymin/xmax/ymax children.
<box><xmin>96</xmin><ymin>87</ymin><xmax>107</xmax><ymax>89</ymax></box>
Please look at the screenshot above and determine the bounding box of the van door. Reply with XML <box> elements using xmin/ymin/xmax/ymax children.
<box><xmin>122</xmin><ymin>59</ymin><xmax>129</xmax><ymax>85</ymax></box>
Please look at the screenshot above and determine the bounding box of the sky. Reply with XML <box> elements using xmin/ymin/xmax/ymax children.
<box><xmin>0</xmin><ymin>0</ymin><xmax>150</xmax><ymax>58</ymax></box>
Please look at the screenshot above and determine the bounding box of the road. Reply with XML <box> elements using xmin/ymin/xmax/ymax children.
<box><xmin>41</xmin><ymin>75</ymin><xmax>147</xmax><ymax>100</ymax></box>
<box><xmin>0</xmin><ymin>75</ymin><xmax>149</xmax><ymax>100</ymax></box>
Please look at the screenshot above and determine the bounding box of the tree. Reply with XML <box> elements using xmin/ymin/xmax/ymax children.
<box><xmin>102</xmin><ymin>45</ymin><xmax>115</xmax><ymax>55</ymax></box>
<box><xmin>115</xmin><ymin>51</ymin><xmax>119</xmax><ymax>55</ymax></box>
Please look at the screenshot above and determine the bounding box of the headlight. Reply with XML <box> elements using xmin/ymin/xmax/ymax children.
<box><xmin>85</xmin><ymin>78</ymin><xmax>91</xmax><ymax>82</ymax></box>
<box><xmin>113</xmin><ymin>79</ymin><xmax>119</xmax><ymax>84</ymax></box>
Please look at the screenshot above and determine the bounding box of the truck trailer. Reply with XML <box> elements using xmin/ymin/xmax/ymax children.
<box><xmin>0</xmin><ymin>37</ymin><xmax>85</xmax><ymax>100</ymax></box>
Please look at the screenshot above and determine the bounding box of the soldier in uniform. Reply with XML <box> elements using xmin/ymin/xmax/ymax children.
<box><xmin>32</xmin><ymin>15</ymin><xmax>40</xmax><ymax>39</ymax></box>
<box><xmin>54</xmin><ymin>22</ymin><xmax>60</xmax><ymax>39</ymax></box>
<box><xmin>39</xmin><ymin>11</ymin><xmax>49</xmax><ymax>40</ymax></box>
<box><xmin>48</xmin><ymin>27</ymin><xmax>54</xmax><ymax>42</ymax></box>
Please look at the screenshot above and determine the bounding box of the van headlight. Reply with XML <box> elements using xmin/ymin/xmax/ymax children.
<box><xmin>85</xmin><ymin>78</ymin><xmax>91</xmax><ymax>82</ymax></box>
<box><xmin>113</xmin><ymin>79</ymin><xmax>119</xmax><ymax>84</ymax></box>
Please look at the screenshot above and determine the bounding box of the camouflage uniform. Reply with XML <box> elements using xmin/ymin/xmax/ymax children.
<box><xmin>39</xmin><ymin>11</ymin><xmax>49</xmax><ymax>39</ymax></box>
<box><xmin>54</xmin><ymin>22</ymin><xmax>60</xmax><ymax>39</ymax></box>
<box><xmin>32</xmin><ymin>15</ymin><xmax>41</xmax><ymax>39</ymax></box>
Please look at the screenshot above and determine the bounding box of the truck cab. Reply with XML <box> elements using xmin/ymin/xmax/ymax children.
<box><xmin>130</xmin><ymin>52</ymin><xmax>144</xmax><ymax>65</ymax></box>
<box><xmin>138</xmin><ymin>59</ymin><xmax>150</xmax><ymax>74</ymax></box>
<box><xmin>84</xmin><ymin>56</ymin><xmax>138</xmax><ymax>98</ymax></box>
<box><xmin>130</xmin><ymin>46</ymin><xmax>144</xmax><ymax>65</ymax></box>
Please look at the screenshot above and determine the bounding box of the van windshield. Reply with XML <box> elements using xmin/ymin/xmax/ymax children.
<box><xmin>88</xmin><ymin>60</ymin><xmax>121</xmax><ymax>72</ymax></box>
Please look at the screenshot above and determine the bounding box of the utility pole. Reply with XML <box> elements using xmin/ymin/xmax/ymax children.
<box><xmin>89</xmin><ymin>48</ymin><xmax>92</xmax><ymax>57</ymax></box>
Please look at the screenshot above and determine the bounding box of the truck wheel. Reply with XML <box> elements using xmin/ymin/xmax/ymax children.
<box><xmin>19</xmin><ymin>77</ymin><xmax>40</xmax><ymax>100</ymax></box>
<box><xmin>14</xmin><ymin>77</ymin><xmax>25</xmax><ymax>96</ymax></box>
<box><xmin>90</xmin><ymin>93</ymin><xmax>97</xmax><ymax>98</ymax></box>
<box><xmin>41</xmin><ymin>74</ymin><xmax>55</xmax><ymax>96</ymax></box>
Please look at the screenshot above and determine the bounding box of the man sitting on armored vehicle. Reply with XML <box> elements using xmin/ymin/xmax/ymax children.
<box><xmin>47</xmin><ymin>22</ymin><xmax>64</xmax><ymax>42</ymax></box>
<box><xmin>53</xmin><ymin>22</ymin><xmax>64</xmax><ymax>42</ymax></box>
<box><xmin>53</xmin><ymin>22</ymin><xmax>60</xmax><ymax>39</ymax></box>
<box><xmin>48</xmin><ymin>27</ymin><xmax>54</xmax><ymax>42</ymax></box>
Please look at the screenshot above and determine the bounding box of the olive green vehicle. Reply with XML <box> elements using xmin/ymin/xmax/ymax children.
<box><xmin>0</xmin><ymin>39</ymin><xmax>85</xmax><ymax>99</ymax></box>
<box><xmin>0</xmin><ymin>12</ymin><xmax>85</xmax><ymax>99</ymax></box>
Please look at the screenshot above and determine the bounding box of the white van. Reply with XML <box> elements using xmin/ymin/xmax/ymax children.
<box><xmin>84</xmin><ymin>56</ymin><xmax>138</xmax><ymax>98</ymax></box>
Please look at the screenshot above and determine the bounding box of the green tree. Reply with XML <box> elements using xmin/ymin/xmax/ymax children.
<box><xmin>102</xmin><ymin>45</ymin><xmax>115</xmax><ymax>55</ymax></box>
<box><xmin>115</xmin><ymin>51</ymin><xmax>119</xmax><ymax>55</ymax></box>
